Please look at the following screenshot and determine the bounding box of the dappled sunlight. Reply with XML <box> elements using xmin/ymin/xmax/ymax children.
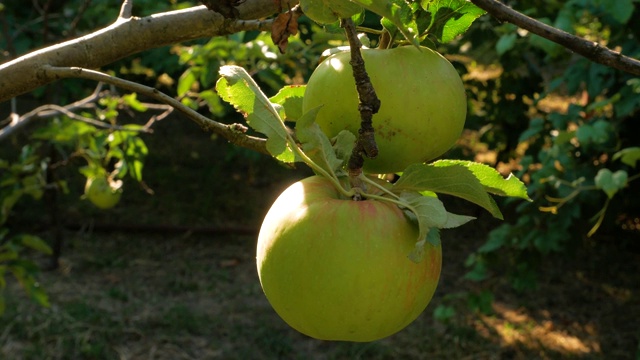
<box><xmin>479</xmin><ymin>302</ymin><xmax>601</xmax><ymax>356</ymax></box>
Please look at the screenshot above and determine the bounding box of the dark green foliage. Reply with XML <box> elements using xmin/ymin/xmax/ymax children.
<box><xmin>455</xmin><ymin>0</ymin><xmax>640</xmax><ymax>291</ymax></box>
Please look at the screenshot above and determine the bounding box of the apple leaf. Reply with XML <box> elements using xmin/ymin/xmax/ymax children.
<box><xmin>270</xmin><ymin>85</ymin><xmax>306</xmax><ymax>122</ymax></box>
<box><xmin>421</xmin><ymin>0</ymin><xmax>486</xmax><ymax>43</ymax></box>
<box><xmin>594</xmin><ymin>168</ymin><xmax>628</xmax><ymax>199</ymax></box>
<box><xmin>399</xmin><ymin>191</ymin><xmax>447</xmax><ymax>262</ymax></box>
<box><xmin>432</xmin><ymin>160</ymin><xmax>530</xmax><ymax>200</ymax></box>
<box><xmin>612</xmin><ymin>147</ymin><xmax>640</xmax><ymax>168</ymax></box>
<box><xmin>351</xmin><ymin>0</ymin><xmax>419</xmax><ymax>45</ymax></box>
<box><xmin>216</xmin><ymin>65</ymin><xmax>294</xmax><ymax>163</ymax></box>
<box><xmin>332</xmin><ymin>130</ymin><xmax>356</xmax><ymax>169</ymax></box>
<box><xmin>393</xmin><ymin>163</ymin><xmax>504</xmax><ymax>219</ymax></box>
<box><xmin>17</xmin><ymin>234</ymin><xmax>52</xmax><ymax>255</ymax></box>
<box><xmin>443</xmin><ymin>212</ymin><xmax>476</xmax><ymax>229</ymax></box>
<box><xmin>296</xmin><ymin>106</ymin><xmax>344</xmax><ymax>174</ymax></box>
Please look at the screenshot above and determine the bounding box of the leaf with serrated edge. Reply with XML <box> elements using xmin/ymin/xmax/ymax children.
<box><xmin>216</xmin><ymin>66</ymin><xmax>294</xmax><ymax>162</ymax></box>
<box><xmin>421</xmin><ymin>0</ymin><xmax>486</xmax><ymax>43</ymax></box>
<box><xmin>332</xmin><ymin>130</ymin><xmax>356</xmax><ymax>169</ymax></box>
<box><xmin>400</xmin><ymin>191</ymin><xmax>447</xmax><ymax>262</ymax></box>
<box><xmin>432</xmin><ymin>160</ymin><xmax>530</xmax><ymax>200</ymax></box>
<box><xmin>296</xmin><ymin>106</ymin><xmax>343</xmax><ymax>174</ymax></box>
<box><xmin>351</xmin><ymin>0</ymin><xmax>418</xmax><ymax>45</ymax></box>
<box><xmin>393</xmin><ymin>163</ymin><xmax>504</xmax><ymax>219</ymax></box>
<box><xmin>270</xmin><ymin>85</ymin><xmax>306</xmax><ymax>122</ymax></box>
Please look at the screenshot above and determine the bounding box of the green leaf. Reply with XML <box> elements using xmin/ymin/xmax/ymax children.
<box><xmin>595</xmin><ymin>168</ymin><xmax>628</xmax><ymax>199</ymax></box>
<box><xmin>393</xmin><ymin>163</ymin><xmax>504</xmax><ymax>219</ymax></box>
<box><xmin>269</xmin><ymin>85</ymin><xmax>306</xmax><ymax>122</ymax></box>
<box><xmin>296</xmin><ymin>106</ymin><xmax>343</xmax><ymax>174</ymax></box>
<box><xmin>399</xmin><ymin>192</ymin><xmax>446</xmax><ymax>262</ymax></box>
<box><xmin>216</xmin><ymin>65</ymin><xmax>294</xmax><ymax>162</ymax></box>
<box><xmin>352</xmin><ymin>0</ymin><xmax>419</xmax><ymax>45</ymax></box>
<box><xmin>0</xmin><ymin>248</ymin><xmax>18</xmax><ymax>263</ymax></box>
<box><xmin>433</xmin><ymin>304</ymin><xmax>456</xmax><ymax>323</ymax></box>
<box><xmin>443</xmin><ymin>212</ymin><xmax>475</xmax><ymax>229</ymax></box>
<box><xmin>433</xmin><ymin>160</ymin><xmax>530</xmax><ymax>200</ymax></box>
<box><xmin>177</xmin><ymin>68</ymin><xmax>197</xmax><ymax>97</ymax></box>
<box><xmin>124</xmin><ymin>136</ymin><xmax>148</xmax><ymax>182</ymax></box>
<box><xmin>477</xmin><ymin>234</ymin><xmax>505</xmax><ymax>253</ymax></box>
<box><xmin>18</xmin><ymin>235</ymin><xmax>52</xmax><ymax>255</ymax></box>
<box><xmin>199</xmin><ymin>90</ymin><xmax>226</xmax><ymax>117</ymax></box>
<box><xmin>299</xmin><ymin>0</ymin><xmax>363</xmax><ymax>24</ymax></box>
<box><xmin>421</xmin><ymin>0</ymin><xmax>486</xmax><ymax>43</ymax></box>
<box><xmin>598</xmin><ymin>0</ymin><xmax>635</xmax><ymax>24</ymax></box>
<box><xmin>332</xmin><ymin>130</ymin><xmax>356</xmax><ymax>168</ymax></box>
<box><xmin>122</xmin><ymin>93</ymin><xmax>148</xmax><ymax>112</ymax></box>
<box><xmin>401</xmin><ymin>191</ymin><xmax>448</xmax><ymax>228</ymax></box>
<box><xmin>496</xmin><ymin>33</ymin><xmax>517</xmax><ymax>56</ymax></box>
<box><xmin>613</xmin><ymin>147</ymin><xmax>640</xmax><ymax>168</ymax></box>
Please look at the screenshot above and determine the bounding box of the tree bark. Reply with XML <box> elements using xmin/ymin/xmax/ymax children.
<box><xmin>0</xmin><ymin>2</ymin><xmax>291</xmax><ymax>103</ymax></box>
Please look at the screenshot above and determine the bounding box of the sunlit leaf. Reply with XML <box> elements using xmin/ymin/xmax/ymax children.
<box><xmin>432</xmin><ymin>160</ymin><xmax>530</xmax><ymax>200</ymax></box>
<box><xmin>393</xmin><ymin>163</ymin><xmax>504</xmax><ymax>219</ymax></box>
<box><xmin>421</xmin><ymin>0</ymin><xmax>485</xmax><ymax>43</ymax></box>
<box><xmin>122</xmin><ymin>93</ymin><xmax>148</xmax><ymax>112</ymax></box>
<box><xmin>216</xmin><ymin>65</ymin><xmax>295</xmax><ymax>162</ymax></box>
<box><xmin>269</xmin><ymin>85</ymin><xmax>306</xmax><ymax>122</ymax></box>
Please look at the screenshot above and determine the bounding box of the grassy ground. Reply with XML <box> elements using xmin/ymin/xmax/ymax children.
<box><xmin>1</xmin><ymin>114</ymin><xmax>639</xmax><ymax>359</ymax></box>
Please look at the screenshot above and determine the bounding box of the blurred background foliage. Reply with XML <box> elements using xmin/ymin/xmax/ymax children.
<box><xmin>0</xmin><ymin>0</ymin><xmax>639</xmax><ymax>355</ymax></box>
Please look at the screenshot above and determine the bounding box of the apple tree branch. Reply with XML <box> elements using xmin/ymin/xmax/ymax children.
<box><xmin>470</xmin><ymin>0</ymin><xmax>640</xmax><ymax>76</ymax></box>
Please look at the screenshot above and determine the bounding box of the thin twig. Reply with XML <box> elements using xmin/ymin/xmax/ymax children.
<box><xmin>41</xmin><ymin>65</ymin><xmax>269</xmax><ymax>155</ymax></box>
<box><xmin>0</xmin><ymin>83</ymin><xmax>105</xmax><ymax>141</ymax></box>
<box><xmin>36</xmin><ymin>104</ymin><xmax>153</xmax><ymax>132</ymax></box>
<box><xmin>470</xmin><ymin>0</ymin><xmax>640</xmax><ymax>76</ymax></box>
<box><xmin>119</xmin><ymin>0</ymin><xmax>134</xmax><ymax>19</ymax></box>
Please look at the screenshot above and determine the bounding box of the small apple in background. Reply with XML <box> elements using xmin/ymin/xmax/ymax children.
<box><xmin>84</xmin><ymin>175</ymin><xmax>122</xmax><ymax>209</ymax></box>
<box><xmin>256</xmin><ymin>175</ymin><xmax>442</xmax><ymax>342</ymax></box>
<box><xmin>302</xmin><ymin>46</ymin><xmax>467</xmax><ymax>174</ymax></box>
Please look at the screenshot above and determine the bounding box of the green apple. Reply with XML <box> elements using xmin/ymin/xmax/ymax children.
<box><xmin>256</xmin><ymin>175</ymin><xmax>442</xmax><ymax>341</ymax></box>
<box><xmin>302</xmin><ymin>46</ymin><xmax>467</xmax><ymax>174</ymax></box>
<box><xmin>84</xmin><ymin>176</ymin><xmax>122</xmax><ymax>209</ymax></box>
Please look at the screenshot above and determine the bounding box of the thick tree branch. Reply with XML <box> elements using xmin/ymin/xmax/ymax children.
<box><xmin>0</xmin><ymin>1</ymin><xmax>290</xmax><ymax>103</ymax></box>
<box><xmin>470</xmin><ymin>0</ymin><xmax>640</xmax><ymax>76</ymax></box>
<box><xmin>40</xmin><ymin>66</ymin><xmax>268</xmax><ymax>155</ymax></box>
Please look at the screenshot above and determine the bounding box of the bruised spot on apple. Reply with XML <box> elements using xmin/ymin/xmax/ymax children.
<box><xmin>303</xmin><ymin>46</ymin><xmax>467</xmax><ymax>174</ymax></box>
<box><xmin>256</xmin><ymin>176</ymin><xmax>442</xmax><ymax>342</ymax></box>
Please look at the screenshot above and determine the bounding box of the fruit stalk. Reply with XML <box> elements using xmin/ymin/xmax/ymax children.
<box><xmin>340</xmin><ymin>17</ymin><xmax>380</xmax><ymax>187</ymax></box>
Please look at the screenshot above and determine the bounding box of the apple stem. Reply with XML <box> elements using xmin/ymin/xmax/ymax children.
<box><xmin>340</xmin><ymin>17</ymin><xmax>381</xmax><ymax>193</ymax></box>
